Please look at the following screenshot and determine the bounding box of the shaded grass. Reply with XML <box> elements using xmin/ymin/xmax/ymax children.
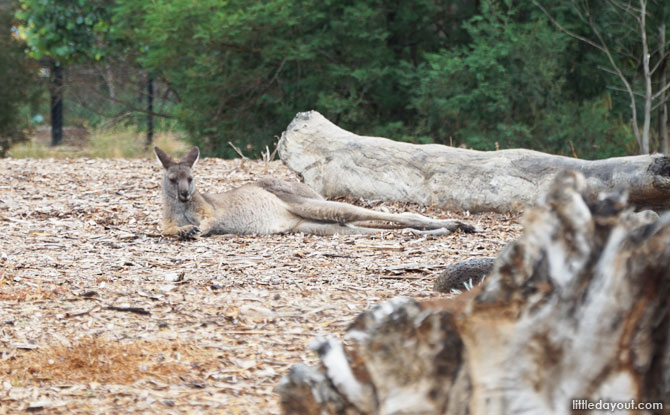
<box><xmin>7</xmin><ymin>126</ymin><xmax>188</xmax><ymax>159</ymax></box>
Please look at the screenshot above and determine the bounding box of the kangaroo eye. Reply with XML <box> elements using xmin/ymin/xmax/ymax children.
<box><xmin>169</xmin><ymin>178</ymin><xmax>176</xmax><ymax>183</ymax></box>
<box><xmin>188</xmin><ymin>178</ymin><xmax>193</xmax><ymax>183</ymax></box>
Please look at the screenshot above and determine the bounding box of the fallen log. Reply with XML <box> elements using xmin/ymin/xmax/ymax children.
<box><xmin>278</xmin><ymin>171</ymin><xmax>670</xmax><ymax>415</ymax></box>
<box><xmin>278</xmin><ymin>111</ymin><xmax>670</xmax><ymax>212</ymax></box>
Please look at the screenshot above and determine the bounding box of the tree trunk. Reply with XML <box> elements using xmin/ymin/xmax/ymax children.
<box><xmin>279</xmin><ymin>171</ymin><xmax>670</xmax><ymax>415</ymax></box>
<box><xmin>640</xmin><ymin>0</ymin><xmax>651</xmax><ymax>154</ymax></box>
<box><xmin>104</xmin><ymin>62</ymin><xmax>115</xmax><ymax>99</ymax></box>
<box><xmin>146</xmin><ymin>76</ymin><xmax>154</xmax><ymax>147</ymax></box>
<box><xmin>50</xmin><ymin>62</ymin><xmax>63</xmax><ymax>146</ymax></box>
<box><xmin>532</xmin><ymin>0</ymin><xmax>652</xmax><ymax>155</ymax></box>
<box><xmin>660</xmin><ymin>24</ymin><xmax>669</xmax><ymax>155</ymax></box>
<box><xmin>278</xmin><ymin>111</ymin><xmax>670</xmax><ymax>212</ymax></box>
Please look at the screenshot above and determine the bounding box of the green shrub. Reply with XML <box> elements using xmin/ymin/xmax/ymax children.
<box><xmin>0</xmin><ymin>0</ymin><xmax>41</xmax><ymax>156</ymax></box>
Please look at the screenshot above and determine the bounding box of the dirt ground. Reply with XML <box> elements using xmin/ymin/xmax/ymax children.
<box><xmin>0</xmin><ymin>156</ymin><xmax>522</xmax><ymax>414</ymax></box>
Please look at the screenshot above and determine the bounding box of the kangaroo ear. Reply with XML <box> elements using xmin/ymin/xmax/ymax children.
<box><xmin>154</xmin><ymin>146</ymin><xmax>176</xmax><ymax>169</ymax></box>
<box><xmin>180</xmin><ymin>147</ymin><xmax>200</xmax><ymax>168</ymax></box>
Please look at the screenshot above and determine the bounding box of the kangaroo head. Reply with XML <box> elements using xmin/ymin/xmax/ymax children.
<box><xmin>154</xmin><ymin>146</ymin><xmax>200</xmax><ymax>203</ymax></box>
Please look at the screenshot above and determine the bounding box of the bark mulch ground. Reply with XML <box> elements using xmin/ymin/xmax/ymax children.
<box><xmin>0</xmin><ymin>157</ymin><xmax>522</xmax><ymax>414</ymax></box>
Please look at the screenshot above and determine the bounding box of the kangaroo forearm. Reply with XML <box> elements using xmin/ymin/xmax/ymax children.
<box><xmin>197</xmin><ymin>217</ymin><xmax>217</xmax><ymax>236</ymax></box>
<box><xmin>161</xmin><ymin>221</ymin><xmax>197</xmax><ymax>236</ymax></box>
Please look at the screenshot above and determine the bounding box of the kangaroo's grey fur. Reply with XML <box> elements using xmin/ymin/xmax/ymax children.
<box><xmin>154</xmin><ymin>146</ymin><xmax>475</xmax><ymax>239</ymax></box>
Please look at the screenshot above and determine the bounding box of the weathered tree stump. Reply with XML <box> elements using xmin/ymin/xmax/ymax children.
<box><xmin>278</xmin><ymin>171</ymin><xmax>670</xmax><ymax>415</ymax></box>
<box><xmin>278</xmin><ymin>111</ymin><xmax>670</xmax><ymax>212</ymax></box>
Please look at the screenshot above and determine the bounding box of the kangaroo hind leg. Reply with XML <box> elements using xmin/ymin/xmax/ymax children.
<box><xmin>286</xmin><ymin>200</ymin><xmax>475</xmax><ymax>233</ymax></box>
<box><xmin>291</xmin><ymin>220</ymin><xmax>457</xmax><ymax>236</ymax></box>
<box><xmin>290</xmin><ymin>221</ymin><xmax>379</xmax><ymax>236</ymax></box>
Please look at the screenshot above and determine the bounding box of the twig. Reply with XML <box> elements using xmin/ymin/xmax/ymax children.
<box><xmin>228</xmin><ymin>141</ymin><xmax>248</xmax><ymax>159</ymax></box>
<box><xmin>651</xmin><ymin>81</ymin><xmax>670</xmax><ymax>101</ymax></box>
<box><xmin>650</xmin><ymin>50</ymin><xmax>670</xmax><ymax>75</ymax></box>
<box><xmin>88</xmin><ymin>86</ymin><xmax>175</xmax><ymax>118</ymax></box>
<box><xmin>380</xmin><ymin>275</ymin><xmax>432</xmax><ymax>280</ymax></box>
<box><xmin>101</xmin><ymin>224</ymin><xmax>162</xmax><ymax>238</ymax></box>
<box><xmin>569</xmin><ymin>141</ymin><xmax>579</xmax><ymax>158</ymax></box>
<box><xmin>65</xmin><ymin>305</ymin><xmax>101</xmax><ymax>318</ymax></box>
<box><xmin>106</xmin><ymin>306</ymin><xmax>151</xmax><ymax>316</ymax></box>
<box><xmin>606</xmin><ymin>85</ymin><xmax>644</xmax><ymax>98</ymax></box>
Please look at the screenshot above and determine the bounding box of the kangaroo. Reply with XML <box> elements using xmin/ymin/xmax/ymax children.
<box><xmin>154</xmin><ymin>146</ymin><xmax>475</xmax><ymax>239</ymax></box>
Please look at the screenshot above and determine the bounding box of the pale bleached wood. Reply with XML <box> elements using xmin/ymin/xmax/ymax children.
<box><xmin>278</xmin><ymin>111</ymin><xmax>670</xmax><ymax>212</ymax></box>
<box><xmin>278</xmin><ymin>171</ymin><xmax>670</xmax><ymax>415</ymax></box>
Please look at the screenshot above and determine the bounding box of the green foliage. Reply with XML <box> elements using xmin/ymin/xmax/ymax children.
<box><xmin>11</xmin><ymin>0</ymin><xmax>651</xmax><ymax>159</ymax></box>
<box><xmin>108</xmin><ymin>0</ymin><xmax>638</xmax><ymax>159</ymax></box>
<box><xmin>111</xmin><ymin>0</ymin><xmax>476</xmax><ymax>157</ymax></box>
<box><xmin>533</xmin><ymin>0</ymin><xmax>670</xmax><ymax>154</ymax></box>
<box><xmin>16</xmin><ymin>0</ymin><xmax>115</xmax><ymax>63</ymax></box>
<box><xmin>409</xmin><ymin>1</ymin><xmax>631</xmax><ymax>158</ymax></box>
<box><xmin>0</xmin><ymin>0</ymin><xmax>41</xmax><ymax>156</ymax></box>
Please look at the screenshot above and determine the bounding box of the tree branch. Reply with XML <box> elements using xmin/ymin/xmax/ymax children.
<box><xmin>88</xmin><ymin>87</ymin><xmax>175</xmax><ymax>119</ymax></box>
<box><xmin>652</xmin><ymin>94</ymin><xmax>670</xmax><ymax>112</ymax></box>
<box><xmin>607</xmin><ymin>85</ymin><xmax>645</xmax><ymax>97</ymax></box>
<box><xmin>652</xmin><ymin>81</ymin><xmax>670</xmax><ymax>102</ymax></box>
<box><xmin>591</xmin><ymin>7</ymin><xmax>643</xmax><ymax>144</ymax></box>
<box><xmin>598</xmin><ymin>65</ymin><xmax>623</xmax><ymax>77</ymax></box>
<box><xmin>532</xmin><ymin>1</ymin><xmax>606</xmax><ymax>52</ymax></box>
<box><xmin>606</xmin><ymin>0</ymin><xmax>640</xmax><ymax>20</ymax></box>
<box><xmin>535</xmin><ymin>0</ymin><xmax>644</xmax><ymax>150</ymax></box>
<box><xmin>650</xmin><ymin>49</ymin><xmax>670</xmax><ymax>75</ymax></box>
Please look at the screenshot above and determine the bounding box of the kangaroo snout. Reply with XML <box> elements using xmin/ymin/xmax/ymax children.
<box><xmin>178</xmin><ymin>189</ymin><xmax>191</xmax><ymax>202</ymax></box>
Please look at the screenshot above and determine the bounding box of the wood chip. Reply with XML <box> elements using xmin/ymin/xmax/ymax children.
<box><xmin>0</xmin><ymin>157</ymin><xmax>522</xmax><ymax>414</ymax></box>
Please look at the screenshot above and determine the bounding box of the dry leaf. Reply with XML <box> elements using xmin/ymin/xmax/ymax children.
<box><xmin>0</xmin><ymin>157</ymin><xmax>521</xmax><ymax>414</ymax></box>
